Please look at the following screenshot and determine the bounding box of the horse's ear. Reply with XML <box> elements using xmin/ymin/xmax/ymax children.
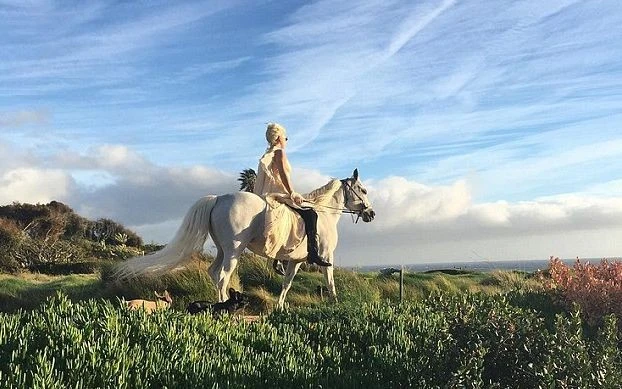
<box><xmin>352</xmin><ymin>168</ymin><xmax>359</xmax><ymax>180</ymax></box>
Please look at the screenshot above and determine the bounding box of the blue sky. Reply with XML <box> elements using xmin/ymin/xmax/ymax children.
<box><xmin>2</xmin><ymin>0</ymin><xmax>622</xmax><ymax>266</ymax></box>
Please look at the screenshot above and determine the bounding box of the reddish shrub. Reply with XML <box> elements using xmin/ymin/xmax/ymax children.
<box><xmin>544</xmin><ymin>256</ymin><xmax>622</xmax><ymax>326</ymax></box>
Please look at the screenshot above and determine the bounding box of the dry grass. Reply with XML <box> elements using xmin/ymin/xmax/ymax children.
<box><xmin>1</xmin><ymin>261</ymin><xmax>546</xmax><ymax>314</ymax></box>
<box><xmin>246</xmin><ymin>286</ymin><xmax>277</xmax><ymax>313</ymax></box>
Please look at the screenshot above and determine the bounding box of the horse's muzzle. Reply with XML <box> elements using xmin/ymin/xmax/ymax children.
<box><xmin>361</xmin><ymin>208</ymin><xmax>375</xmax><ymax>222</ymax></box>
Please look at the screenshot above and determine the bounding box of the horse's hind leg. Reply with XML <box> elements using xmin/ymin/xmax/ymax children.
<box><xmin>277</xmin><ymin>261</ymin><xmax>303</xmax><ymax>309</ymax></box>
<box><xmin>207</xmin><ymin>216</ymin><xmax>225</xmax><ymax>297</ymax></box>
<box><xmin>214</xmin><ymin>242</ymin><xmax>249</xmax><ymax>301</ymax></box>
<box><xmin>216</xmin><ymin>255</ymin><xmax>238</xmax><ymax>301</ymax></box>
<box><xmin>321</xmin><ymin>258</ymin><xmax>338</xmax><ymax>302</ymax></box>
<box><xmin>208</xmin><ymin>248</ymin><xmax>224</xmax><ymax>290</ymax></box>
<box><xmin>207</xmin><ymin>234</ymin><xmax>242</xmax><ymax>302</ymax></box>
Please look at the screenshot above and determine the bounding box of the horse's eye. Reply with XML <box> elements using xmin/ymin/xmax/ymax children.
<box><xmin>362</xmin><ymin>188</ymin><xmax>367</xmax><ymax>195</ymax></box>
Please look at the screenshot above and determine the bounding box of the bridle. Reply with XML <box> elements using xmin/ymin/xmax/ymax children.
<box><xmin>300</xmin><ymin>179</ymin><xmax>370</xmax><ymax>223</ymax></box>
<box><xmin>340</xmin><ymin>179</ymin><xmax>370</xmax><ymax>223</ymax></box>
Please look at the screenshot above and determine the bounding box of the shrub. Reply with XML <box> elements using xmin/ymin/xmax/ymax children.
<box><xmin>14</xmin><ymin>239</ymin><xmax>86</xmax><ymax>271</ymax></box>
<box><xmin>545</xmin><ymin>256</ymin><xmax>622</xmax><ymax>327</ymax></box>
<box><xmin>0</xmin><ymin>219</ymin><xmax>24</xmax><ymax>272</ymax></box>
<box><xmin>86</xmin><ymin>241</ymin><xmax>144</xmax><ymax>262</ymax></box>
<box><xmin>86</xmin><ymin>218</ymin><xmax>143</xmax><ymax>248</ymax></box>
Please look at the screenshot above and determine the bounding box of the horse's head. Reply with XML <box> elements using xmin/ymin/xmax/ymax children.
<box><xmin>342</xmin><ymin>168</ymin><xmax>375</xmax><ymax>223</ymax></box>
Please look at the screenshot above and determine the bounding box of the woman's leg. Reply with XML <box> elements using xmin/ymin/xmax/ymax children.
<box><xmin>293</xmin><ymin>207</ymin><xmax>331</xmax><ymax>267</ymax></box>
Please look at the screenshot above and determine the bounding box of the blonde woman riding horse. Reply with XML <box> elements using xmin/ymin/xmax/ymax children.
<box><xmin>254</xmin><ymin>122</ymin><xmax>332</xmax><ymax>270</ymax></box>
<box><xmin>115</xmin><ymin>125</ymin><xmax>375</xmax><ymax>308</ymax></box>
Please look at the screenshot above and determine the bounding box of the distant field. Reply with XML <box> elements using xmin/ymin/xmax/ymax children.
<box><xmin>351</xmin><ymin>258</ymin><xmax>589</xmax><ymax>273</ymax></box>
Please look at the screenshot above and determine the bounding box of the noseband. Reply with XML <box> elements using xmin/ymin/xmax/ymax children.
<box><xmin>340</xmin><ymin>179</ymin><xmax>369</xmax><ymax>223</ymax></box>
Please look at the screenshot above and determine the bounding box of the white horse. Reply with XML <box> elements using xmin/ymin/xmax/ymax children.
<box><xmin>115</xmin><ymin>169</ymin><xmax>375</xmax><ymax>308</ymax></box>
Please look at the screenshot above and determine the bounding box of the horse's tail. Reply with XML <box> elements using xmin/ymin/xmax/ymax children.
<box><xmin>114</xmin><ymin>195</ymin><xmax>218</xmax><ymax>279</ymax></box>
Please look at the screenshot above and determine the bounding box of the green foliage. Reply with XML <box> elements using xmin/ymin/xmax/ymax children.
<box><xmin>1</xmin><ymin>292</ymin><xmax>620</xmax><ymax>388</ymax></box>
<box><xmin>334</xmin><ymin>269</ymin><xmax>381</xmax><ymax>305</ymax></box>
<box><xmin>2</xmin><ymin>259</ymin><xmax>546</xmax><ymax>316</ymax></box>
<box><xmin>85</xmin><ymin>240</ymin><xmax>144</xmax><ymax>262</ymax></box>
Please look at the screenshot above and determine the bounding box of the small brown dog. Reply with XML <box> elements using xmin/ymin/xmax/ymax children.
<box><xmin>126</xmin><ymin>290</ymin><xmax>172</xmax><ymax>313</ymax></box>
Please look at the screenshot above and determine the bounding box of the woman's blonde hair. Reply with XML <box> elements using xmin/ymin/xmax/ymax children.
<box><xmin>265</xmin><ymin>122</ymin><xmax>286</xmax><ymax>148</ymax></box>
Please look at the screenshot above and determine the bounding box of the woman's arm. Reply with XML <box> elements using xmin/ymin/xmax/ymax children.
<box><xmin>273</xmin><ymin>149</ymin><xmax>304</xmax><ymax>204</ymax></box>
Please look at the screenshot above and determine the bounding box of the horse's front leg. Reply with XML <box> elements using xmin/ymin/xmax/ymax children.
<box><xmin>277</xmin><ymin>261</ymin><xmax>303</xmax><ymax>309</ymax></box>
<box><xmin>321</xmin><ymin>256</ymin><xmax>338</xmax><ymax>302</ymax></box>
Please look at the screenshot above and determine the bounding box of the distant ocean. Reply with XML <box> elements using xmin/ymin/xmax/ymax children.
<box><xmin>346</xmin><ymin>257</ymin><xmax>621</xmax><ymax>274</ymax></box>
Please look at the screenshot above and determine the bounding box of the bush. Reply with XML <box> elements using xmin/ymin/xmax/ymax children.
<box><xmin>33</xmin><ymin>261</ymin><xmax>104</xmax><ymax>275</ymax></box>
<box><xmin>86</xmin><ymin>218</ymin><xmax>143</xmax><ymax>248</ymax></box>
<box><xmin>13</xmin><ymin>239</ymin><xmax>85</xmax><ymax>271</ymax></box>
<box><xmin>85</xmin><ymin>241</ymin><xmax>144</xmax><ymax>262</ymax></box>
<box><xmin>544</xmin><ymin>256</ymin><xmax>622</xmax><ymax>327</ymax></box>
<box><xmin>0</xmin><ymin>219</ymin><xmax>24</xmax><ymax>272</ymax></box>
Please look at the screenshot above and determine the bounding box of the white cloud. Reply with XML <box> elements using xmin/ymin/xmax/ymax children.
<box><xmin>336</xmin><ymin>177</ymin><xmax>622</xmax><ymax>265</ymax></box>
<box><xmin>0</xmin><ymin>167</ymin><xmax>72</xmax><ymax>204</ymax></box>
<box><xmin>368</xmin><ymin>177</ymin><xmax>471</xmax><ymax>227</ymax></box>
<box><xmin>1</xmin><ymin>140</ymin><xmax>621</xmax><ymax>266</ymax></box>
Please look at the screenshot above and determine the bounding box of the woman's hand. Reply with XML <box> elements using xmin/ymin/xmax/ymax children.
<box><xmin>290</xmin><ymin>191</ymin><xmax>304</xmax><ymax>205</ymax></box>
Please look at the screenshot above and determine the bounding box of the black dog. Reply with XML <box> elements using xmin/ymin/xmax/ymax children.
<box><xmin>187</xmin><ymin>288</ymin><xmax>249</xmax><ymax>316</ymax></box>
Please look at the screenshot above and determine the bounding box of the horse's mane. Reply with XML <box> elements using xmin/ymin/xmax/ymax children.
<box><xmin>304</xmin><ymin>179</ymin><xmax>342</xmax><ymax>206</ymax></box>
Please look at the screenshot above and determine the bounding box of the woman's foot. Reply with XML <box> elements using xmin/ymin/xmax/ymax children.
<box><xmin>307</xmin><ymin>252</ymin><xmax>332</xmax><ymax>267</ymax></box>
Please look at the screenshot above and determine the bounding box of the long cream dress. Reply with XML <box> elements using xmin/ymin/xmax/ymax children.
<box><xmin>253</xmin><ymin>147</ymin><xmax>305</xmax><ymax>258</ymax></box>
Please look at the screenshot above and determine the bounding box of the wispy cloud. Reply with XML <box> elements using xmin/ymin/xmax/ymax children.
<box><xmin>0</xmin><ymin>1</ymin><xmax>237</xmax><ymax>95</ymax></box>
<box><xmin>170</xmin><ymin>57</ymin><xmax>252</xmax><ymax>84</ymax></box>
<box><xmin>0</xmin><ymin>109</ymin><xmax>49</xmax><ymax>127</ymax></box>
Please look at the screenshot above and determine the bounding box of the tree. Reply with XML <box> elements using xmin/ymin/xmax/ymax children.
<box><xmin>238</xmin><ymin>168</ymin><xmax>257</xmax><ymax>193</ymax></box>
